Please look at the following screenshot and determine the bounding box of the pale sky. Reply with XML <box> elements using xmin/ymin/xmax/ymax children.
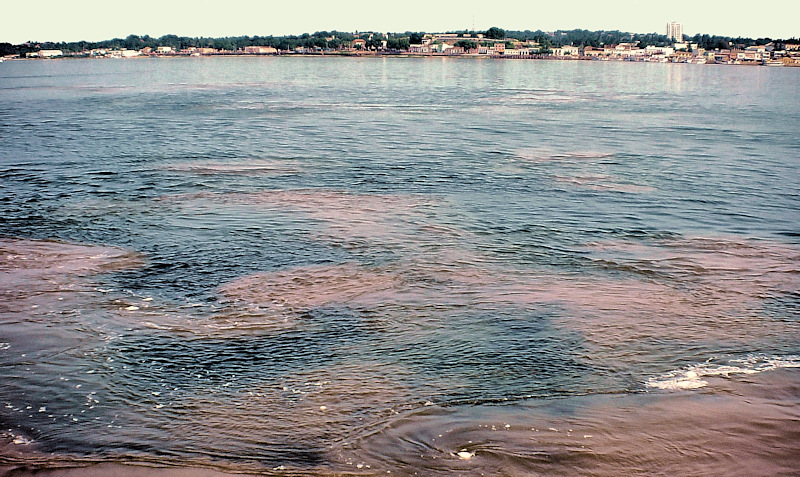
<box><xmin>3</xmin><ymin>0</ymin><xmax>798</xmax><ymax>44</ymax></box>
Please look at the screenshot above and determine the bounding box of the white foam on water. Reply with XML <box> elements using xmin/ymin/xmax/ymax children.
<box><xmin>456</xmin><ymin>450</ymin><xmax>475</xmax><ymax>460</ymax></box>
<box><xmin>10</xmin><ymin>433</ymin><xmax>33</xmax><ymax>445</ymax></box>
<box><xmin>647</xmin><ymin>355</ymin><xmax>800</xmax><ymax>390</ymax></box>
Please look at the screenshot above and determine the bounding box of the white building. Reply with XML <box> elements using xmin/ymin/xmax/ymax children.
<box><xmin>503</xmin><ymin>48</ymin><xmax>530</xmax><ymax>57</ymax></box>
<box><xmin>666</xmin><ymin>22</ymin><xmax>683</xmax><ymax>41</ymax></box>
<box><xmin>646</xmin><ymin>45</ymin><xmax>674</xmax><ymax>56</ymax></box>
<box><xmin>39</xmin><ymin>50</ymin><xmax>63</xmax><ymax>57</ymax></box>
<box><xmin>431</xmin><ymin>42</ymin><xmax>454</xmax><ymax>53</ymax></box>
<box><xmin>552</xmin><ymin>45</ymin><xmax>579</xmax><ymax>56</ymax></box>
<box><xmin>109</xmin><ymin>49</ymin><xmax>141</xmax><ymax>58</ymax></box>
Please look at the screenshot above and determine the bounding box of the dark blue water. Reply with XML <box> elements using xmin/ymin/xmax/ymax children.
<box><xmin>1</xmin><ymin>57</ymin><xmax>799</xmax><ymax>475</ymax></box>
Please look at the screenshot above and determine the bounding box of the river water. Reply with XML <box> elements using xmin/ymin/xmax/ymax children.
<box><xmin>1</xmin><ymin>57</ymin><xmax>799</xmax><ymax>476</ymax></box>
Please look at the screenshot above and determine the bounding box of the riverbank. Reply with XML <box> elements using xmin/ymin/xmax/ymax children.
<box><xmin>5</xmin><ymin>52</ymin><xmax>799</xmax><ymax>66</ymax></box>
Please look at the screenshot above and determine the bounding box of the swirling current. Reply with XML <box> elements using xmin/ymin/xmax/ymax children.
<box><xmin>1</xmin><ymin>57</ymin><xmax>799</xmax><ymax>476</ymax></box>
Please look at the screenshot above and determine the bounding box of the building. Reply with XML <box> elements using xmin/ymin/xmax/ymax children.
<box><xmin>117</xmin><ymin>49</ymin><xmax>140</xmax><ymax>58</ymax></box>
<box><xmin>582</xmin><ymin>46</ymin><xmax>604</xmax><ymax>57</ymax></box>
<box><xmin>503</xmin><ymin>47</ymin><xmax>530</xmax><ymax>57</ymax></box>
<box><xmin>615</xmin><ymin>44</ymin><xmax>645</xmax><ymax>58</ymax></box>
<box><xmin>666</xmin><ymin>21</ymin><xmax>683</xmax><ymax>41</ymax></box>
<box><xmin>646</xmin><ymin>45</ymin><xmax>675</xmax><ymax>56</ymax></box>
<box><xmin>552</xmin><ymin>45</ymin><xmax>580</xmax><ymax>56</ymax></box>
<box><xmin>743</xmin><ymin>45</ymin><xmax>767</xmax><ymax>62</ymax></box>
<box><xmin>156</xmin><ymin>46</ymin><xmax>173</xmax><ymax>54</ymax></box>
<box><xmin>39</xmin><ymin>50</ymin><xmax>63</xmax><ymax>58</ymax></box>
<box><xmin>431</xmin><ymin>42</ymin><xmax>454</xmax><ymax>54</ymax></box>
<box><xmin>434</xmin><ymin>33</ymin><xmax>471</xmax><ymax>43</ymax></box>
<box><xmin>243</xmin><ymin>46</ymin><xmax>277</xmax><ymax>54</ymax></box>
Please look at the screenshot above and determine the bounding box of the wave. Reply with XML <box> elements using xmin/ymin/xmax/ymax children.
<box><xmin>646</xmin><ymin>354</ymin><xmax>800</xmax><ymax>390</ymax></box>
<box><xmin>514</xmin><ymin>148</ymin><xmax>615</xmax><ymax>163</ymax></box>
<box><xmin>163</xmin><ymin>160</ymin><xmax>300</xmax><ymax>176</ymax></box>
<box><xmin>553</xmin><ymin>174</ymin><xmax>655</xmax><ymax>193</ymax></box>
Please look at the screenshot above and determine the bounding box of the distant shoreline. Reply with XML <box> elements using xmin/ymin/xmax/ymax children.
<box><xmin>7</xmin><ymin>29</ymin><xmax>799</xmax><ymax>67</ymax></box>
<box><xmin>5</xmin><ymin>54</ymin><xmax>799</xmax><ymax>67</ymax></box>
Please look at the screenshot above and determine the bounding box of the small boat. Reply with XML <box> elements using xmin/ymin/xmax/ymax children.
<box><xmin>765</xmin><ymin>59</ymin><xmax>784</xmax><ymax>67</ymax></box>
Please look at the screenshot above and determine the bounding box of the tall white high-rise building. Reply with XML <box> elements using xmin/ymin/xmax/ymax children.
<box><xmin>666</xmin><ymin>22</ymin><xmax>684</xmax><ymax>41</ymax></box>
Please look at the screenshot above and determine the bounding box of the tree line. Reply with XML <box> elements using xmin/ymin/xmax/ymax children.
<box><xmin>2</xmin><ymin>28</ymin><xmax>796</xmax><ymax>57</ymax></box>
<box><xmin>482</xmin><ymin>28</ymin><xmax>792</xmax><ymax>50</ymax></box>
<box><xmin>1</xmin><ymin>31</ymin><xmax>404</xmax><ymax>56</ymax></box>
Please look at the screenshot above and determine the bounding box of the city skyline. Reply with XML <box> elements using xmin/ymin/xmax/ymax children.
<box><xmin>3</xmin><ymin>0</ymin><xmax>798</xmax><ymax>45</ymax></box>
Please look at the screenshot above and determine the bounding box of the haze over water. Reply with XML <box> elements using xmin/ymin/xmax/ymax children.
<box><xmin>1</xmin><ymin>57</ymin><xmax>799</xmax><ymax>476</ymax></box>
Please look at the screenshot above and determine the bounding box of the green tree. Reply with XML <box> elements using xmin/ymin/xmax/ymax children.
<box><xmin>387</xmin><ymin>37</ymin><xmax>410</xmax><ymax>50</ymax></box>
<box><xmin>367</xmin><ymin>34</ymin><xmax>386</xmax><ymax>50</ymax></box>
<box><xmin>485</xmin><ymin>27</ymin><xmax>505</xmax><ymax>39</ymax></box>
<box><xmin>455</xmin><ymin>40</ymin><xmax>477</xmax><ymax>49</ymax></box>
<box><xmin>0</xmin><ymin>42</ymin><xmax>17</xmax><ymax>56</ymax></box>
<box><xmin>213</xmin><ymin>38</ymin><xmax>235</xmax><ymax>51</ymax></box>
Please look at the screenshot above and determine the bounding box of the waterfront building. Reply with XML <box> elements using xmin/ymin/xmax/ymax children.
<box><xmin>552</xmin><ymin>45</ymin><xmax>579</xmax><ymax>56</ymax></box>
<box><xmin>431</xmin><ymin>42</ymin><xmax>454</xmax><ymax>54</ymax></box>
<box><xmin>243</xmin><ymin>46</ymin><xmax>277</xmax><ymax>54</ymax></box>
<box><xmin>666</xmin><ymin>21</ymin><xmax>683</xmax><ymax>41</ymax></box>
<box><xmin>409</xmin><ymin>44</ymin><xmax>431</xmax><ymax>54</ymax></box>
<box><xmin>582</xmin><ymin>46</ymin><xmax>604</xmax><ymax>57</ymax></box>
<box><xmin>503</xmin><ymin>47</ymin><xmax>530</xmax><ymax>57</ymax></box>
<box><xmin>114</xmin><ymin>49</ymin><xmax>140</xmax><ymax>58</ymax></box>
<box><xmin>646</xmin><ymin>45</ymin><xmax>675</xmax><ymax>56</ymax></box>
